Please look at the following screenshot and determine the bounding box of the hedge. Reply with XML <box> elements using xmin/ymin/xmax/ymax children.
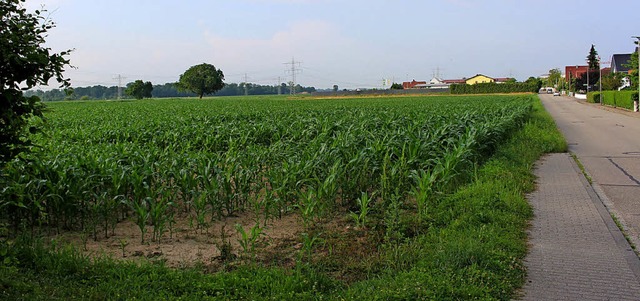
<box><xmin>587</xmin><ymin>90</ymin><xmax>638</xmax><ymax>110</ymax></box>
<box><xmin>450</xmin><ymin>82</ymin><xmax>539</xmax><ymax>94</ymax></box>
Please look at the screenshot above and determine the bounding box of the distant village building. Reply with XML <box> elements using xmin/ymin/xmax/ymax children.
<box><xmin>401</xmin><ymin>74</ymin><xmax>512</xmax><ymax>89</ymax></box>
<box><xmin>464</xmin><ymin>74</ymin><xmax>512</xmax><ymax>85</ymax></box>
<box><xmin>412</xmin><ymin>77</ymin><xmax>450</xmax><ymax>89</ymax></box>
<box><xmin>402</xmin><ymin>80</ymin><xmax>427</xmax><ymax>89</ymax></box>
<box><xmin>565</xmin><ymin>65</ymin><xmax>589</xmax><ymax>82</ymax></box>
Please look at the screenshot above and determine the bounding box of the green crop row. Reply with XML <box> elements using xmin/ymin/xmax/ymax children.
<box><xmin>0</xmin><ymin>96</ymin><xmax>532</xmax><ymax>246</ymax></box>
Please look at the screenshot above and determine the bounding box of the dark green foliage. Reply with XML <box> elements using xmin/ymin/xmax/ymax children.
<box><xmin>390</xmin><ymin>83</ymin><xmax>403</xmax><ymax>90</ymax></box>
<box><xmin>626</xmin><ymin>50</ymin><xmax>639</xmax><ymax>90</ymax></box>
<box><xmin>125</xmin><ymin>80</ymin><xmax>153</xmax><ymax>100</ymax></box>
<box><xmin>450</xmin><ymin>82</ymin><xmax>539</xmax><ymax>94</ymax></box>
<box><xmin>574</xmin><ymin>70</ymin><xmax>599</xmax><ymax>92</ymax></box>
<box><xmin>586</xmin><ymin>44</ymin><xmax>599</xmax><ymax>70</ymax></box>
<box><xmin>176</xmin><ymin>63</ymin><xmax>225</xmax><ymax>99</ymax></box>
<box><xmin>26</xmin><ymin>82</ymin><xmax>318</xmax><ymax>100</ymax></box>
<box><xmin>0</xmin><ymin>0</ymin><xmax>71</xmax><ymax>167</ymax></box>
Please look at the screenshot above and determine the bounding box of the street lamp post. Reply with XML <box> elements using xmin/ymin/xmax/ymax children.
<box><xmin>633</xmin><ymin>36</ymin><xmax>640</xmax><ymax>112</ymax></box>
<box><xmin>599</xmin><ymin>55</ymin><xmax>602</xmax><ymax>105</ymax></box>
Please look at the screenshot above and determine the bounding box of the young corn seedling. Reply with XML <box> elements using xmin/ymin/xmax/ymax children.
<box><xmin>409</xmin><ymin>168</ymin><xmax>438</xmax><ymax>220</ymax></box>
<box><xmin>297</xmin><ymin>186</ymin><xmax>319</xmax><ymax>230</ymax></box>
<box><xmin>235</xmin><ymin>222</ymin><xmax>266</xmax><ymax>261</ymax></box>
<box><xmin>127</xmin><ymin>197</ymin><xmax>150</xmax><ymax>244</ymax></box>
<box><xmin>148</xmin><ymin>193</ymin><xmax>173</xmax><ymax>242</ymax></box>
<box><xmin>349</xmin><ymin>192</ymin><xmax>373</xmax><ymax>228</ymax></box>
<box><xmin>299</xmin><ymin>232</ymin><xmax>323</xmax><ymax>262</ymax></box>
<box><xmin>191</xmin><ymin>191</ymin><xmax>209</xmax><ymax>234</ymax></box>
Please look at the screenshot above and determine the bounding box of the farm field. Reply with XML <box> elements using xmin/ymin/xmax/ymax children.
<box><xmin>0</xmin><ymin>94</ymin><xmax>566</xmax><ymax>300</ymax></box>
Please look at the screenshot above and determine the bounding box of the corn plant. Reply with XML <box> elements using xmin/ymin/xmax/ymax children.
<box><xmin>297</xmin><ymin>187</ymin><xmax>319</xmax><ymax>230</ymax></box>
<box><xmin>0</xmin><ymin>95</ymin><xmax>533</xmax><ymax>242</ymax></box>
<box><xmin>127</xmin><ymin>197</ymin><xmax>149</xmax><ymax>244</ymax></box>
<box><xmin>235</xmin><ymin>223</ymin><xmax>266</xmax><ymax>260</ymax></box>
<box><xmin>148</xmin><ymin>192</ymin><xmax>173</xmax><ymax>242</ymax></box>
<box><xmin>349</xmin><ymin>192</ymin><xmax>373</xmax><ymax>228</ymax></box>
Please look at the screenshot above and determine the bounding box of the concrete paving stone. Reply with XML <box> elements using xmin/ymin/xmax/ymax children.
<box><xmin>520</xmin><ymin>153</ymin><xmax>640</xmax><ymax>300</ymax></box>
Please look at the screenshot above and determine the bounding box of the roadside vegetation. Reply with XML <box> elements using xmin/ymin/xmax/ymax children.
<box><xmin>0</xmin><ymin>94</ymin><xmax>566</xmax><ymax>300</ymax></box>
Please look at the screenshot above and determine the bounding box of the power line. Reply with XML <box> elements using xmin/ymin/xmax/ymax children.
<box><xmin>284</xmin><ymin>57</ymin><xmax>302</xmax><ymax>95</ymax></box>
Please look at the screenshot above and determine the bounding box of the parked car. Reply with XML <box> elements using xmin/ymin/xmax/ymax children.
<box><xmin>547</xmin><ymin>88</ymin><xmax>553</xmax><ymax>94</ymax></box>
<box><xmin>553</xmin><ymin>92</ymin><xmax>560</xmax><ymax>96</ymax></box>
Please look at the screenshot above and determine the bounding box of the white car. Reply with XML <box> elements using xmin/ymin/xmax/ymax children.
<box><xmin>553</xmin><ymin>92</ymin><xmax>560</xmax><ymax>96</ymax></box>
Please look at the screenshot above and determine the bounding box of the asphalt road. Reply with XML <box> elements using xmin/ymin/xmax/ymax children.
<box><xmin>539</xmin><ymin>93</ymin><xmax>640</xmax><ymax>249</ymax></box>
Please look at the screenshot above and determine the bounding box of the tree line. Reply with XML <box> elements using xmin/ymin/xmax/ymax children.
<box><xmin>25</xmin><ymin>82</ymin><xmax>317</xmax><ymax>101</ymax></box>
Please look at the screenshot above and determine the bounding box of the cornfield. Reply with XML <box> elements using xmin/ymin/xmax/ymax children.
<box><xmin>0</xmin><ymin>95</ymin><xmax>532</xmax><ymax>243</ymax></box>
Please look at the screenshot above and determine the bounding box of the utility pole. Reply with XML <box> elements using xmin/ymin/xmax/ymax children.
<box><xmin>277</xmin><ymin>76</ymin><xmax>282</xmax><ymax>95</ymax></box>
<box><xmin>633</xmin><ymin>36</ymin><xmax>640</xmax><ymax>112</ymax></box>
<box><xmin>113</xmin><ymin>74</ymin><xmax>126</xmax><ymax>99</ymax></box>
<box><xmin>243</xmin><ymin>73</ymin><xmax>249</xmax><ymax>96</ymax></box>
<box><xmin>284</xmin><ymin>57</ymin><xmax>301</xmax><ymax>95</ymax></box>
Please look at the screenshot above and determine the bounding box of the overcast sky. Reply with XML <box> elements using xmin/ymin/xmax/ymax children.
<box><xmin>24</xmin><ymin>0</ymin><xmax>640</xmax><ymax>90</ymax></box>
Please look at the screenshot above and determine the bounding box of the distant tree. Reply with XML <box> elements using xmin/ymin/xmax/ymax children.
<box><xmin>176</xmin><ymin>63</ymin><xmax>225</xmax><ymax>99</ymax></box>
<box><xmin>587</xmin><ymin>44</ymin><xmax>599</xmax><ymax>70</ymax></box>
<box><xmin>505</xmin><ymin>78</ymin><xmax>517</xmax><ymax>84</ymax></box>
<box><xmin>390</xmin><ymin>83</ymin><xmax>403</xmax><ymax>89</ymax></box>
<box><xmin>125</xmin><ymin>80</ymin><xmax>153</xmax><ymax>99</ymax></box>
<box><xmin>1</xmin><ymin>0</ymin><xmax>72</xmax><ymax>167</ymax></box>
<box><xmin>624</xmin><ymin>44</ymin><xmax>638</xmax><ymax>90</ymax></box>
<box><xmin>548</xmin><ymin>68</ymin><xmax>562</xmax><ymax>88</ymax></box>
<box><xmin>524</xmin><ymin>77</ymin><xmax>543</xmax><ymax>91</ymax></box>
<box><xmin>333</xmin><ymin>85</ymin><xmax>339</xmax><ymax>92</ymax></box>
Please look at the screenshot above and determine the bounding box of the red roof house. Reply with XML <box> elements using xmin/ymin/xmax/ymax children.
<box><xmin>402</xmin><ymin>80</ymin><xmax>427</xmax><ymax>89</ymax></box>
<box><xmin>565</xmin><ymin>66</ymin><xmax>589</xmax><ymax>81</ymax></box>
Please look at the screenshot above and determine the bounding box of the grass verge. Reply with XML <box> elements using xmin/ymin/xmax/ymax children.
<box><xmin>0</xmin><ymin>96</ymin><xmax>566</xmax><ymax>300</ymax></box>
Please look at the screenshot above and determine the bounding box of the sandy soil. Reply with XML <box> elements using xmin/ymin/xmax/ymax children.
<box><xmin>49</xmin><ymin>210</ymin><xmax>306</xmax><ymax>270</ymax></box>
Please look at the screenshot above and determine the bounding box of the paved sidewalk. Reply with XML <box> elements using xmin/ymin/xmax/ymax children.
<box><xmin>521</xmin><ymin>153</ymin><xmax>640</xmax><ymax>300</ymax></box>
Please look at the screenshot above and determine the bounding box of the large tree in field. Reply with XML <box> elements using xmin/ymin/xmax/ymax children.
<box><xmin>1</xmin><ymin>0</ymin><xmax>72</xmax><ymax>167</ymax></box>
<box><xmin>176</xmin><ymin>63</ymin><xmax>224</xmax><ymax>99</ymax></box>
<box><xmin>125</xmin><ymin>80</ymin><xmax>153</xmax><ymax>99</ymax></box>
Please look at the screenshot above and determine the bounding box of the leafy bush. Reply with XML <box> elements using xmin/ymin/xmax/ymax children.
<box><xmin>590</xmin><ymin>90</ymin><xmax>637</xmax><ymax>109</ymax></box>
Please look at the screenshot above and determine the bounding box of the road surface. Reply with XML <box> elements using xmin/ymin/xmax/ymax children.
<box><xmin>539</xmin><ymin>93</ymin><xmax>640</xmax><ymax>249</ymax></box>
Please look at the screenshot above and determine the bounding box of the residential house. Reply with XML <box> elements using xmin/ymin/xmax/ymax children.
<box><xmin>565</xmin><ymin>65</ymin><xmax>589</xmax><ymax>82</ymax></box>
<box><xmin>442</xmin><ymin>78</ymin><xmax>466</xmax><ymax>85</ymax></box>
<box><xmin>402</xmin><ymin>80</ymin><xmax>427</xmax><ymax>89</ymax></box>
<box><xmin>465</xmin><ymin>74</ymin><xmax>494</xmax><ymax>85</ymax></box>
<box><xmin>413</xmin><ymin>77</ymin><xmax>450</xmax><ymax>89</ymax></box>
<box><xmin>610</xmin><ymin>53</ymin><xmax>633</xmax><ymax>90</ymax></box>
<box><xmin>611</xmin><ymin>53</ymin><xmax>632</xmax><ymax>73</ymax></box>
<box><xmin>494</xmin><ymin>77</ymin><xmax>513</xmax><ymax>83</ymax></box>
